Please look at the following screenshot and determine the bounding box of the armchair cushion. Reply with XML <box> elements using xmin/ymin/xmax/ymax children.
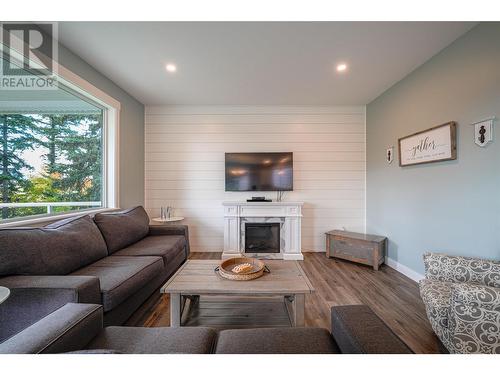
<box><xmin>423</xmin><ymin>252</ymin><xmax>500</xmax><ymax>288</ymax></box>
<box><xmin>0</xmin><ymin>215</ymin><xmax>108</xmax><ymax>276</ymax></box>
<box><xmin>94</xmin><ymin>206</ymin><xmax>150</xmax><ymax>254</ymax></box>
<box><xmin>449</xmin><ymin>283</ymin><xmax>500</xmax><ymax>354</ymax></box>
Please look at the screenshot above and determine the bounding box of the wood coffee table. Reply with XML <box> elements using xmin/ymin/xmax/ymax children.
<box><xmin>160</xmin><ymin>260</ymin><xmax>314</xmax><ymax>328</ymax></box>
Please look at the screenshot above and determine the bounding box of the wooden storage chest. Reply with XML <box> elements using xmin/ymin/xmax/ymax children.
<box><xmin>326</xmin><ymin>230</ymin><xmax>387</xmax><ymax>270</ymax></box>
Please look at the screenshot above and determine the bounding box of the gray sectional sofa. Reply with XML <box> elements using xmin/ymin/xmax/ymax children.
<box><xmin>0</xmin><ymin>206</ymin><xmax>189</xmax><ymax>344</ymax></box>
<box><xmin>0</xmin><ymin>303</ymin><xmax>413</xmax><ymax>354</ymax></box>
<box><xmin>0</xmin><ymin>206</ymin><xmax>413</xmax><ymax>354</ymax></box>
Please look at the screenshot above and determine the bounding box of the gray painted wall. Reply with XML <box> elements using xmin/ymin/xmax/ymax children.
<box><xmin>57</xmin><ymin>43</ymin><xmax>145</xmax><ymax>208</ymax></box>
<box><xmin>366</xmin><ymin>22</ymin><xmax>500</xmax><ymax>275</ymax></box>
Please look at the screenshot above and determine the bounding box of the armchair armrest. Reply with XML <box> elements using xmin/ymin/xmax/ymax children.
<box><xmin>0</xmin><ymin>303</ymin><xmax>103</xmax><ymax>353</ymax></box>
<box><xmin>448</xmin><ymin>283</ymin><xmax>500</xmax><ymax>354</ymax></box>
<box><xmin>423</xmin><ymin>252</ymin><xmax>500</xmax><ymax>288</ymax></box>
<box><xmin>0</xmin><ymin>276</ymin><xmax>101</xmax><ymax>342</ymax></box>
<box><xmin>149</xmin><ymin>225</ymin><xmax>190</xmax><ymax>257</ymax></box>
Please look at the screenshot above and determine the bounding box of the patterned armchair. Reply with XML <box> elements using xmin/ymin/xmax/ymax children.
<box><xmin>419</xmin><ymin>252</ymin><xmax>500</xmax><ymax>354</ymax></box>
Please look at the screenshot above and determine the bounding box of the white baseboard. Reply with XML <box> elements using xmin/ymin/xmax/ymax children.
<box><xmin>385</xmin><ymin>257</ymin><xmax>424</xmax><ymax>282</ymax></box>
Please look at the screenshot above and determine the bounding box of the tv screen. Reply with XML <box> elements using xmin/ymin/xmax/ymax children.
<box><xmin>225</xmin><ymin>152</ymin><xmax>293</xmax><ymax>192</ymax></box>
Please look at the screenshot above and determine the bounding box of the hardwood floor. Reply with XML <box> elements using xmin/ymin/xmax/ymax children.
<box><xmin>126</xmin><ymin>252</ymin><xmax>440</xmax><ymax>354</ymax></box>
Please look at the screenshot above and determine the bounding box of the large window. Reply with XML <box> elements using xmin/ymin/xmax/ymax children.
<box><xmin>0</xmin><ymin>55</ymin><xmax>110</xmax><ymax>223</ymax></box>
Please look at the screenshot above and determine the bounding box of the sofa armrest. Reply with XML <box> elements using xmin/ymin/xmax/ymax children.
<box><xmin>0</xmin><ymin>276</ymin><xmax>101</xmax><ymax>342</ymax></box>
<box><xmin>0</xmin><ymin>303</ymin><xmax>103</xmax><ymax>354</ymax></box>
<box><xmin>331</xmin><ymin>305</ymin><xmax>413</xmax><ymax>354</ymax></box>
<box><xmin>448</xmin><ymin>283</ymin><xmax>500</xmax><ymax>354</ymax></box>
<box><xmin>149</xmin><ymin>225</ymin><xmax>190</xmax><ymax>257</ymax></box>
<box><xmin>423</xmin><ymin>252</ymin><xmax>500</xmax><ymax>288</ymax></box>
<box><xmin>0</xmin><ymin>275</ymin><xmax>101</xmax><ymax>304</ymax></box>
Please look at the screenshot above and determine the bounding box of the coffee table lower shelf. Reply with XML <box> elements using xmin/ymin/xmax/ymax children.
<box><xmin>170</xmin><ymin>294</ymin><xmax>305</xmax><ymax>328</ymax></box>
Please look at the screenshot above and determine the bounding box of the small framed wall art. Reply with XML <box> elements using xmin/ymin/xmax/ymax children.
<box><xmin>398</xmin><ymin>122</ymin><xmax>457</xmax><ymax>167</ymax></box>
<box><xmin>471</xmin><ymin>117</ymin><xmax>494</xmax><ymax>147</ymax></box>
<box><xmin>386</xmin><ymin>146</ymin><xmax>394</xmax><ymax>164</ymax></box>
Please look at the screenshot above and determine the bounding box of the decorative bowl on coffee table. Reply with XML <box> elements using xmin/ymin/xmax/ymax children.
<box><xmin>217</xmin><ymin>257</ymin><xmax>268</xmax><ymax>281</ymax></box>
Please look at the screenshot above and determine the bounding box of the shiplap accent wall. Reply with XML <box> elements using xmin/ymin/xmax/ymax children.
<box><xmin>145</xmin><ymin>106</ymin><xmax>366</xmax><ymax>252</ymax></box>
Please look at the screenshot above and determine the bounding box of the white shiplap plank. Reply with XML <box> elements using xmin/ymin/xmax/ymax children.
<box><xmin>145</xmin><ymin>161</ymin><xmax>365</xmax><ymax>172</ymax></box>
<box><xmin>146</xmin><ymin>123</ymin><xmax>365</xmax><ymax>134</ymax></box>
<box><xmin>146</xmin><ymin>199</ymin><xmax>364</xmax><ymax>210</ymax></box>
<box><xmin>145</xmin><ymin>114</ymin><xmax>364</xmax><ymax>124</ymax></box>
<box><xmin>145</xmin><ymin>105</ymin><xmax>365</xmax><ymax>115</ymax></box>
<box><xmin>145</xmin><ymin>179</ymin><xmax>364</xmax><ymax>191</ymax></box>
<box><xmin>146</xmin><ymin>189</ymin><xmax>364</xmax><ymax>201</ymax></box>
<box><xmin>146</xmin><ymin>142</ymin><xmax>365</xmax><ymax>153</ymax></box>
<box><xmin>144</xmin><ymin>170</ymin><xmax>364</xmax><ymax>181</ymax></box>
<box><xmin>145</xmin><ymin>106</ymin><xmax>366</xmax><ymax>252</ymax></box>
<box><xmin>145</xmin><ymin>151</ymin><xmax>365</xmax><ymax>162</ymax></box>
<box><xmin>145</xmin><ymin>132</ymin><xmax>364</xmax><ymax>144</ymax></box>
<box><xmin>146</xmin><ymin>207</ymin><xmax>365</xmax><ymax>221</ymax></box>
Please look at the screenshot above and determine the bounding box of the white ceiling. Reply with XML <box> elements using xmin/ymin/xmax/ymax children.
<box><xmin>58</xmin><ymin>22</ymin><xmax>476</xmax><ymax>106</ymax></box>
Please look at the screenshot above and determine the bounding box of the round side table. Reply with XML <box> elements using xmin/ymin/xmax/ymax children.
<box><xmin>0</xmin><ymin>286</ymin><xmax>10</xmax><ymax>304</ymax></box>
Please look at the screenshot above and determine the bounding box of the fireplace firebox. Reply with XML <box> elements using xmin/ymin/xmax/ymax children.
<box><xmin>244</xmin><ymin>223</ymin><xmax>280</xmax><ymax>253</ymax></box>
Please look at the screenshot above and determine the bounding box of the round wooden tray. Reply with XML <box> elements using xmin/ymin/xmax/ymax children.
<box><xmin>216</xmin><ymin>257</ymin><xmax>269</xmax><ymax>281</ymax></box>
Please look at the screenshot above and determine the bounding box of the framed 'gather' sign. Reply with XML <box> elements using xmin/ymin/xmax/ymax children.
<box><xmin>398</xmin><ymin>122</ymin><xmax>457</xmax><ymax>166</ymax></box>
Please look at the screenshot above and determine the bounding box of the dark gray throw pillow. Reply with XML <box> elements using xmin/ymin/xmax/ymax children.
<box><xmin>0</xmin><ymin>215</ymin><xmax>108</xmax><ymax>276</ymax></box>
<box><xmin>93</xmin><ymin>206</ymin><xmax>150</xmax><ymax>254</ymax></box>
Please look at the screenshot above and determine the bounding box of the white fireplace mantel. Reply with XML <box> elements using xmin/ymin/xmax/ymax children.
<box><xmin>222</xmin><ymin>201</ymin><xmax>304</xmax><ymax>260</ymax></box>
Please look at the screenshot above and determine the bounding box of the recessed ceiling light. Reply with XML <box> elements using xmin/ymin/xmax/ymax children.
<box><xmin>336</xmin><ymin>63</ymin><xmax>348</xmax><ymax>73</ymax></box>
<box><xmin>165</xmin><ymin>63</ymin><xmax>177</xmax><ymax>73</ymax></box>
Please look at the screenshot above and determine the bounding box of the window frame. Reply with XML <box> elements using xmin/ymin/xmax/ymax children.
<box><xmin>0</xmin><ymin>39</ymin><xmax>120</xmax><ymax>227</ymax></box>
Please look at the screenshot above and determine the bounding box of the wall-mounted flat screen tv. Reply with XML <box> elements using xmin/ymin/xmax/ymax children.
<box><xmin>225</xmin><ymin>152</ymin><xmax>293</xmax><ymax>191</ymax></box>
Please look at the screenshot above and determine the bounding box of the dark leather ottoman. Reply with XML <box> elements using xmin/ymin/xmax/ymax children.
<box><xmin>331</xmin><ymin>305</ymin><xmax>413</xmax><ymax>354</ymax></box>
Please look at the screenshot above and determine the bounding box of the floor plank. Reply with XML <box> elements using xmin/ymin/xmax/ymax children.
<box><xmin>126</xmin><ymin>251</ymin><xmax>440</xmax><ymax>353</ymax></box>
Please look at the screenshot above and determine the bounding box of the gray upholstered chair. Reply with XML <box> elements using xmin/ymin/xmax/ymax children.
<box><xmin>419</xmin><ymin>252</ymin><xmax>500</xmax><ymax>354</ymax></box>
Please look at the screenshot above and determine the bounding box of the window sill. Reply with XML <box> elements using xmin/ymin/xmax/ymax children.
<box><xmin>0</xmin><ymin>207</ymin><xmax>116</xmax><ymax>228</ymax></box>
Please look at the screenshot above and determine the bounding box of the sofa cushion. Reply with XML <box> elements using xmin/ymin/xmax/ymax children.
<box><xmin>0</xmin><ymin>215</ymin><xmax>107</xmax><ymax>276</ymax></box>
<box><xmin>71</xmin><ymin>256</ymin><xmax>163</xmax><ymax>312</ymax></box>
<box><xmin>94</xmin><ymin>206</ymin><xmax>150</xmax><ymax>254</ymax></box>
<box><xmin>215</xmin><ymin>327</ymin><xmax>340</xmax><ymax>354</ymax></box>
<box><xmin>419</xmin><ymin>279</ymin><xmax>452</xmax><ymax>347</ymax></box>
<box><xmin>112</xmin><ymin>235</ymin><xmax>186</xmax><ymax>266</ymax></box>
<box><xmin>87</xmin><ymin>326</ymin><xmax>218</xmax><ymax>354</ymax></box>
